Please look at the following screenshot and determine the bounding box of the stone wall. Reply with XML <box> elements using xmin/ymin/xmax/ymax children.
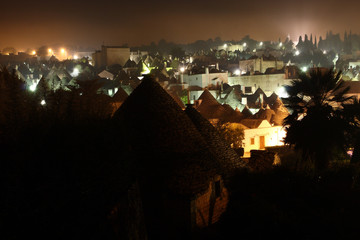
<box><xmin>108</xmin><ymin>181</ymin><xmax>148</xmax><ymax>240</ymax></box>
<box><xmin>228</xmin><ymin>74</ymin><xmax>292</xmax><ymax>96</ymax></box>
<box><xmin>248</xmin><ymin>150</ymin><xmax>275</xmax><ymax>172</ymax></box>
<box><xmin>192</xmin><ymin>175</ymin><xmax>229</xmax><ymax>228</ymax></box>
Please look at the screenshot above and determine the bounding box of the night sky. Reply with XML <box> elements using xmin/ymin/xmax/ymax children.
<box><xmin>1</xmin><ymin>0</ymin><xmax>360</xmax><ymax>50</ymax></box>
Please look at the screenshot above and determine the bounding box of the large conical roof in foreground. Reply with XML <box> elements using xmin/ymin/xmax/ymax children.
<box><xmin>113</xmin><ymin>76</ymin><xmax>220</xmax><ymax>195</ymax></box>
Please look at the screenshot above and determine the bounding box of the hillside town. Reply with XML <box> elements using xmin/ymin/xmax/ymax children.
<box><xmin>3</xmin><ymin>32</ymin><xmax>360</xmax><ymax>239</ymax></box>
<box><xmin>2</xmin><ymin>33</ymin><xmax>360</xmax><ymax>155</ymax></box>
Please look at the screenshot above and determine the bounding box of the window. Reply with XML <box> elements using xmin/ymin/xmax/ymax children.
<box><xmin>245</xmin><ymin>86</ymin><xmax>252</xmax><ymax>93</ymax></box>
<box><xmin>251</xmin><ymin>138</ymin><xmax>255</xmax><ymax>145</ymax></box>
<box><xmin>214</xmin><ymin>180</ymin><xmax>221</xmax><ymax>198</ymax></box>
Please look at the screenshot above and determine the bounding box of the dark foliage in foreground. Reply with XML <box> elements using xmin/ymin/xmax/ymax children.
<box><xmin>1</xmin><ymin>120</ymin><xmax>136</xmax><ymax>239</ymax></box>
<box><xmin>196</xmin><ymin>166</ymin><xmax>360</xmax><ymax>240</ymax></box>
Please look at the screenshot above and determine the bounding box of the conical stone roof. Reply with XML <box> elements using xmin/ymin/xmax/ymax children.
<box><xmin>113</xmin><ymin>76</ymin><xmax>220</xmax><ymax>196</ymax></box>
<box><xmin>112</xmin><ymin>87</ymin><xmax>128</xmax><ymax>102</ymax></box>
<box><xmin>225</xmin><ymin>107</ymin><xmax>244</xmax><ymax>123</ymax></box>
<box><xmin>197</xmin><ymin>89</ymin><xmax>227</xmax><ymax>120</ymax></box>
<box><xmin>266</xmin><ymin>92</ymin><xmax>279</xmax><ymax>106</ymax></box>
<box><xmin>253</xmin><ymin>105</ymin><xmax>276</xmax><ymax>123</ymax></box>
<box><xmin>241</xmin><ymin>105</ymin><xmax>253</xmax><ymax>118</ymax></box>
<box><xmin>270</xmin><ymin>97</ymin><xmax>289</xmax><ymax>126</ymax></box>
<box><xmin>185</xmin><ymin>105</ymin><xmax>248</xmax><ymax>173</ymax></box>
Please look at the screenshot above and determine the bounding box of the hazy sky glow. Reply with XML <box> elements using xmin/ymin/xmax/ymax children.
<box><xmin>1</xmin><ymin>0</ymin><xmax>360</xmax><ymax>50</ymax></box>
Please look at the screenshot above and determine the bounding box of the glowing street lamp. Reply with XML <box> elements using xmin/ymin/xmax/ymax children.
<box><xmin>48</xmin><ymin>48</ymin><xmax>53</xmax><ymax>55</ymax></box>
<box><xmin>301</xmin><ymin>66</ymin><xmax>308</xmax><ymax>72</ymax></box>
<box><xmin>234</xmin><ymin>69</ymin><xmax>241</xmax><ymax>75</ymax></box>
<box><xmin>223</xmin><ymin>43</ymin><xmax>228</xmax><ymax>48</ymax></box>
<box><xmin>60</xmin><ymin>48</ymin><xmax>65</xmax><ymax>54</ymax></box>
<box><xmin>32</xmin><ymin>50</ymin><xmax>36</xmax><ymax>55</ymax></box>
<box><xmin>295</xmin><ymin>50</ymin><xmax>300</xmax><ymax>56</ymax></box>
<box><xmin>243</xmin><ymin>42</ymin><xmax>247</xmax><ymax>47</ymax></box>
<box><xmin>71</xmin><ymin>68</ymin><xmax>80</xmax><ymax>77</ymax></box>
<box><xmin>259</xmin><ymin>42</ymin><xmax>263</xmax><ymax>46</ymax></box>
<box><xmin>180</xmin><ymin>67</ymin><xmax>185</xmax><ymax>73</ymax></box>
<box><xmin>29</xmin><ymin>83</ymin><xmax>37</xmax><ymax>92</ymax></box>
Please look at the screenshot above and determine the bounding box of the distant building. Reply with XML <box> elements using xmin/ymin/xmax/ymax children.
<box><xmin>239</xmin><ymin>55</ymin><xmax>284</xmax><ymax>74</ymax></box>
<box><xmin>0</xmin><ymin>52</ymin><xmax>35</xmax><ymax>65</ymax></box>
<box><xmin>218</xmin><ymin>43</ymin><xmax>244</xmax><ymax>52</ymax></box>
<box><xmin>92</xmin><ymin>45</ymin><xmax>130</xmax><ymax>69</ymax></box>
<box><xmin>98</xmin><ymin>69</ymin><xmax>115</xmax><ymax>80</ymax></box>
<box><xmin>229</xmin><ymin>119</ymin><xmax>286</xmax><ymax>157</ymax></box>
<box><xmin>228</xmin><ymin>66</ymin><xmax>297</xmax><ymax>96</ymax></box>
<box><xmin>130</xmin><ymin>50</ymin><xmax>148</xmax><ymax>64</ymax></box>
<box><xmin>72</xmin><ymin>51</ymin><xmax>93</xmax><ymax>60</ymax></box>
<box><xmin>229</xmin><ymin>72</ymin><xmax>292</xmax><ymax>97</ymax></box>
<box><xmin>349</xmin><ymin>61</ymin><xmax>360</xmax><ymax>69</ymax></box>
<box><xmin>182</xmin><ymin>68</ymin><xmax>228</xmax><ymax>89</ymax></box>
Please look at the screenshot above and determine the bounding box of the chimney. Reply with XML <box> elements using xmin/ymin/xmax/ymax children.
<box><xmin>205</xmin><ymin>67</ymin><xmax>209</xmax><ymax>74</ymax></box>
<box><xmin>216</xmin><ymin>63</ymin><xmax>219</xmax><ymax>70</ymax></box>
<box><xmin>242</xmin><ymin>97</ymin><xmax>247</xmax><ymax>105</ymax></box>
<box><xmin>187</xmin><ymin>89</ymin><xmax>190</xmax><ymax>104</ymax></box>
<box><xmin>260</xmin><ymin>93</ymin><xmax>264</xmax><ymax>104</ymax></box>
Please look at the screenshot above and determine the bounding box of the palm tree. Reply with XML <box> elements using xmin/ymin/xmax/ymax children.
<box><xmin>283</xmin><ymin>68</ymin><xmax>350</xmax><ymax>172</ymax></box>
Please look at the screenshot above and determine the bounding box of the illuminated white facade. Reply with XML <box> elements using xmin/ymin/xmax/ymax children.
<box><xmin>229</xmin><ymin>120</ymin><xmax>286</xmax><ymax>157</ymax></box>
<box><xmin>228</xmin><ymin>74</ymin><xmax>292</xmax><ymax>97</ymax></box>
<box><xmin>182</xmin><ymin>68</ymin><xmax>228</xmax><ymax>89</ymax></box>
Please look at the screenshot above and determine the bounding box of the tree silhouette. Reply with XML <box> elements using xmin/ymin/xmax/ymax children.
<box><xmin>283</xmin><ymin>68</ymin><xmax>350</xmax><ymax>172</ymax></box>
<box><xmin>0</xmin><ymin>67</ymin><xmax>30</xmax><ymax>135</ymax></box>
<box><xmin>341</xmin><ymin>98</ymin><xmax>360</xmax><ymax>163</ymax></box>
<box><xmin>215</xmin><ymin>121</ymin><xmax>244</xmax><ymax>149</ymax></box>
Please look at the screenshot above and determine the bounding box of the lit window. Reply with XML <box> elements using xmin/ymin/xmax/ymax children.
<box><xmin>251</xmin><ymin>138</ymin><xmax>255</xmax><ymax>145</ymax></box>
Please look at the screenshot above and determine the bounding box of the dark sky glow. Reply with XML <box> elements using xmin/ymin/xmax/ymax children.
<box><xmin>1</xmin><ymin>0</ymin><xmax>360</xmax><ymax>50</ymax></box>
